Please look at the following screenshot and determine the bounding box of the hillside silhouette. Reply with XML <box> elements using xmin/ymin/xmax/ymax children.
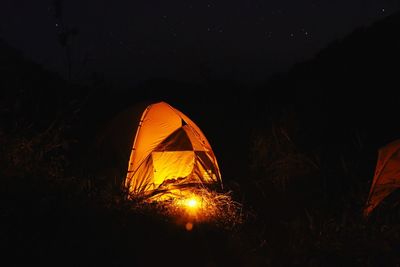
<box><xmin>261</xmin><ymin>11</ymin><xmax>400</xmax><ymax>147</ymax></box>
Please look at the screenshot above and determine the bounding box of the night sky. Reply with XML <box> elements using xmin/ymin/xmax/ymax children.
<box><xmin>1</xmin><ymin>0</ymin><xmax>399</xmax><ymax>86</ymax></box>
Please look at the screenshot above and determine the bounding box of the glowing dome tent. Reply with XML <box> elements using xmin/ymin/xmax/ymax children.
<box><xmin>123</xmin><ymin>102</ymin><xmax>222</xmax><ymax>199</ymax></box>
<box><xmin>364</xmin><ymin>139</ymin><xmax>400</xmax><ymax>217</ymax></box>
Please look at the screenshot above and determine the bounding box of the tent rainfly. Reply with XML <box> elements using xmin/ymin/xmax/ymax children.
<box><xmin>124</xmin><ymin>102</ymin><xmax>222</xmax><ymax>199</ymax></box>
<box><xmin>364</xmin><ymin>139</ymin><xmax>400</xmax><ymax>217</ymax></box>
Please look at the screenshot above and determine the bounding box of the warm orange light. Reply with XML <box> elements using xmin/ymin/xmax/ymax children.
<box><xmin>180</xmin><ymin>196</ymin><xmax>202</xmax><ymax>216</ymax></box>
<box><xmin>185</xmin><ymin>198</ymin><xmax>198</xmax><ymax>208</ymax></box>
<box><xmin>185</xmin><ymin>222</ymin><xmax>194</xmax><ymax>231</ymax></box>
<box><xmin>137</xmin><ymin>188</ymin><xmax>242</xmax><ymax>229</ymax></box>
<box><xmin>144</xmin><ymin>188</ymin><xmax>241</xmax><ymax>226</ymax></box>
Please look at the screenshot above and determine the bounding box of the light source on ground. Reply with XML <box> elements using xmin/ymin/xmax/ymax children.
<box><xmin>136</xmin><ymin>188</ymin><xmax>242</xmax><ymax>230</ymax></box>
<box><xmin>176</xmin><ymin>194</ymin><xmax>203</xmax><ymax>218</ymax></box>
<box><xmin>184</xmin><ymin>197</ymin><xmax>199</xmax><ymax>209</ymax></box>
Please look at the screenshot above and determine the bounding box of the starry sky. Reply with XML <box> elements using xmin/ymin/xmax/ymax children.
<box><xmin>0</xmin><ymin>0</ymin><xmax>398</xmax><ymax>86</ymax></box>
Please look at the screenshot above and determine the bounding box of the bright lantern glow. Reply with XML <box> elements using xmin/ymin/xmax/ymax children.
<box><xmin>150</xmin><ymin>189</ymin><xmax>232</xmax><ymax>226</ymax></box>
<box><xmin>186</xmin><ymin>198</ymin><xmax>198</xmax><ymax>208</ymax></box>
<box><xmin>182</xmin><ymin>196</ymin><xmax>202</xmax><ymax>215</ymax></box>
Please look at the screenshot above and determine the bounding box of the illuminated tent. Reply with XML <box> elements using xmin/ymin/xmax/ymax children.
<box><xmin>122</xmin><ymin>102</ymin><xmax>222</xmax><ymax>199</ymax></box>
<box><xmin>364</xmin><ymin>139</ymin><xmax>400</xmax><ymax>217</ymax></box>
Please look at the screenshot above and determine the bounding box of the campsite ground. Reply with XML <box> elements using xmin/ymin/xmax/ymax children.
<box><xmin>2</xmin><ymin>12</ymin><xmax>400</xmax><ymax>267</ymax></box>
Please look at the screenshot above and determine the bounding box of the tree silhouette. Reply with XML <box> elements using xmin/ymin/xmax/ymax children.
<box><xmin>52</xmin><ymin>0</ymin><xmax>79</xmax><ymax>80</ymax></box>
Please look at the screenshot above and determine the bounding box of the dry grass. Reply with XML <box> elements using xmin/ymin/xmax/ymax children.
<box><xmin>128</xmin><ymin>187</ymin><xmax>244</xmax><ymax>231</ymax></box>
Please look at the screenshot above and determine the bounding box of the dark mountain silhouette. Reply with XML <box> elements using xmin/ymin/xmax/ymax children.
<box><xmin>260</xmin><ymin>11</ymin><xmax>400</xmax><ymax>148</ymax></box>
<box><xmin>0</xmin><ymin>38</ymin><xmax>87</xmax><ymax>135</ymax></box>
<box><xmin>249</xmin><ymin>11</ymin><xmax>400</xmax><ymax>215</ymax></box>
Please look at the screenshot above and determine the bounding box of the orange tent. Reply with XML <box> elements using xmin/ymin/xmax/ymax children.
<box><xmin>364</xmin><ymin>139</ymin><xmax>400</xmax><ymax>217</ymax></box>
<box><xmin>124</xmin><ymin>102</ymin><xmax>222</xmax><ymax>199</ymax></box>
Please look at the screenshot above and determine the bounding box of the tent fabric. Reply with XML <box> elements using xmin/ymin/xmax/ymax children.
<box><xmin>125</xmin><ymin>102</ymin><xmax>222</xmax><ymax>197</ymax></box>
<box><xmin>90</xmin><ymin>102</ymin><xmax>150</xmax><ymax>183</ymax></box>
<box><xmin>364</xmin><ymin>139</ymin><xmax>400</xmax><ymax>217</ymax></box>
